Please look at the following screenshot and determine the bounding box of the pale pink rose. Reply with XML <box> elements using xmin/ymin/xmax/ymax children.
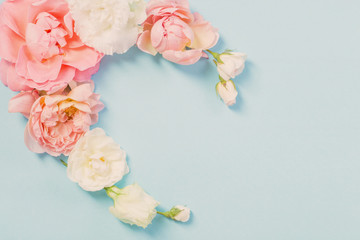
<box><xmin>137</xmin><ymin>0</ymin><xmax>219</xmax><ymax>65</ymax></box>
<box><xmin>0</xmin><ymin>0</ymin><xmax>103</xmax><ymax>93</ymax></box>
<box><xmin>216</xmin><ymin>80</ymin><xmax>238</xmax><ymax>106</ymax></box>
<box><xmin>23</xmin><ymin>84</ymin><xmax>104</xmax><ymax>156</ymax></box>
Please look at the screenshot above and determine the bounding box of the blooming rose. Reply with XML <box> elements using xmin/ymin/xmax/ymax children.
<box><xmin>23</xmin><ymin>84</ymin><xmax>104</xmax><ymax>156</ymax></box>
<box><xmin>106</xmin><ymin>184</ymin><xmax>160</xmax><ymax>228</ymax></box>
<box><xmin>67</xmin><ymin>128</ymin><xmax>129</xmax><ymax>191</ymax></box>
<box><xmin>0</xmin><ymin>0</ymin><xmax>103</xmax><ymax>93</ymax></box>
<box><xmin>216</xmin><ymin>80</ymin><xmax>238</xmax><ymax>106</ymax></box>
<box><xmin>217</xmin><ymin>52</ymin><xmax>247</xmax><ymax>81</ymax></box>
<box><xmin>137</xmin><ymin>0</ymin><xmax>219</xmax><ymax>65</ymax></box>
<box><xmin>67</xmin><ymin>0</ymin><xmax>147</xmax><ymax>55</ymax></box>
<box><xmin>172</xmin><ymin>205</ymin><xmax>191</xmax><ymax>222</ymax></box>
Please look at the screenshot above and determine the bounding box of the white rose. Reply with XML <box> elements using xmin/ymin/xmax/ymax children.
<box><xmin>67</xmin><ymin>128</ymin><xmax>129</xmax><ymax>191</ymax></box>
<box><xmin>217</xmin><ymin>52</ymin><xmax>247</xmax><ymax>81</ymax></box>
<box><xmin>216</xmin><ymin>80</ymin><xmax>238</xmax><ymax>106</ymax></box>
<box><xmin>107</xmin><ymin>184</ymin><xmax>160</xmax><ymax>228</ymax></box>
<box><xmin>67</xmin><ymin>0</ymin><xmax>147</xmax><ymax>55</ymax></box>
<box><xmin>172</xmin><ymin>205</ymin><xmax>191</xmax><ymax>222</ymax></box>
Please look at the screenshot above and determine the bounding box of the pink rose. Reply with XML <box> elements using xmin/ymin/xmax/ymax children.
<box><xmin>137</xmin><ymin>0</ymin><xmax>219</xmax><ymax>65</ymax></box>
<box><xmin>0</xmin><ymin>0</ymin><xmax>103</xmax><ymax>93</ymax></box>
<box><xmin>15</xmin><ymin>84</ymin><xmax>105</xmax><ymax>156</ymax></box>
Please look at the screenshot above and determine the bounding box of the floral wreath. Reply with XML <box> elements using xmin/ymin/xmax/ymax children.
<box><xmin>0</xmin><ymin>0</ymin><xmax>246</xmax><ymax>228</ymax></box>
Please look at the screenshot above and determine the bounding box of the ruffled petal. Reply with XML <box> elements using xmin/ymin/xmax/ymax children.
<box><xmin>0</xmin><ymin>60</ymin><xmax>32</xmax><ymax>92</ymax></box>
<box><xmin>15</xmin><ymin>45</ymin><xmax>63</xmax><ymax>82</ymax></box>
<box><xmin>63</xmin><ymin>46</ymin><xmax>103</xmax><ymax>71</ymax></box>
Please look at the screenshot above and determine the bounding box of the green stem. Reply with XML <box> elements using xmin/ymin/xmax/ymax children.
<box><xmin>206</xmin><ymin>50</ymin><xmax>224</xmax><ymax>64</ymax></box>
<box><xmin>157</xmin><ymin>211</ymin><xmax>170</xmax><ymax>218</ymax></box>
<box><xmin>60</xmin><ymin>159</ymin><xmax>68</xmax><ymax>167</ymax></box>
<box><xmin>105</xmin><ymin>185</ymin><xmax>121</xmax><ymax>199</ymax></box>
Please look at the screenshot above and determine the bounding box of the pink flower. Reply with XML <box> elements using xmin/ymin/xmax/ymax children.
<box><xmin>0</xmin><ymin>0</ymin><xmax>103</xmax><ymax>93</ymax></box>
<box><xmin>137</xmin><ymin>0</ymin><xmax>219</xmax><ymax>65</ymax></box>
<box><xmin>17</xmin><ymin>84</ymin><xmax>105</xmax><ymax>156</ymax></box>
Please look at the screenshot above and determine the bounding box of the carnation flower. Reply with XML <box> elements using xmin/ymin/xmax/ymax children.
<box><xmin>67</xmin><ymin>0</ymin><xmax>147</xmax><ymax>55</ymax></box>
<box><xmin>67</xmin><ymin>128</ymin><xmax>129</xmax><ymax>191</ymax></box>
<box><xmin>106</xmin><ymin>184</ymin><xmax>160</xmax><ymax>228</ymax></box>
<box><xmin>24</xmin><ymin>84</ymin><xmax>104</xmax><ymax>156</ymax></box>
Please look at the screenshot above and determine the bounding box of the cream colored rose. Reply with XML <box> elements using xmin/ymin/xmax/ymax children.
<box><xmin>67</xmin><ymin>128</ymin><xmax>129</xmax><ymax>191</ymax></box>
<box><xmin>217</xmin><ymin>52</ymin><xmax>247</xmax><ymax>81</ymax></box>
<box><xmin>107</xmin><ymin>184</ymin><xmax>160</xmax><ymax>228</ymax></box>
<box><xmin>216</xmin><ymin>80</ymin><xmax>238</xmax><ymax>106</ymax></box>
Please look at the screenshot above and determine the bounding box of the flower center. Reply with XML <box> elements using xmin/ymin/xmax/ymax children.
<box><xmin>64</xmin><ymin>106</ymin><xmax>78</xmax><ymax>119</ymax></box>
<box><xmin>26</xmin><ymin>12</ymin><xmax>68</xmax><ymax>62</ymax></box>
<box><xmin>88</xmin><ymin>153</ymin><xmax>109</xmax><ymax>175</ymax></box>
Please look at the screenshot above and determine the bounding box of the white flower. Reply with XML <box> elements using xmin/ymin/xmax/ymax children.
<box><xmin>216</xmin><ymin>80</ymin><xmax>238</xmax><ymax>106</ymax></box>
<box><xmin>217</xmin><ymin>52</ymin><xmax>247</xmax><ymax>81</ymax></box>
<box><xmin>67</xmin><ymin>0</ymin><xmax>147</xmax><ymax>55</ymax></box>
<box><xmin>172</xmin><ymin>205</ymin><xmax>191</xmax><ymax>222</ymax></box>
<box><xmin>107</xmin><ymin>184</ymin><xmax>160</xmax><ymax>228</ymax></box>
<box><xmin>67</xmin><ymin>128</ymin><xmax>129</xmax><ymax>191</ymax></box>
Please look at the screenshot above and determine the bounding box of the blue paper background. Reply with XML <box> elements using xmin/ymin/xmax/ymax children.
<box><xmin>1</xmin><ymin>0</ymin><xmax>360</xmax><ymax>239</ymax></box>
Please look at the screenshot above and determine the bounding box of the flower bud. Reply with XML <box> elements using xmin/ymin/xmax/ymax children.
<box><xmin>171</xmin><ymin>205</ymin><xmax>191</xmax><ymax>222</ymax></box>
<box><xmin>217</xmin><ymin>52</ymin><xmax>247</xmax><ymax>81</ymax></box>
<box><xmin>216</xmin><ymin>80</ymin><xmax>238</xmax><ymax>106</ymax></box>
<box><xmin>158</xmin><ymin>205</ymin><xmax>191</xmax><ymax>222</ymax></box>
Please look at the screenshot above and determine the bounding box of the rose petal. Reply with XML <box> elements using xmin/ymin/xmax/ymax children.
<box><xmin>15</xmin><ymin>45</ymin><xmax>63</xmax><ymax>82</ymax></box>
<box><xmin>137</xmin><ymin>30</ymin><xmax>157</xmax><ymax>56</ymax></box>
<box><xmin>67</xmin><ymin>84</ymin><xmax>93</xmax><ymax>102</ymax></box>
<box><xmin>189</xmin><ymin>13</ymin><xmax>219</xmax><ymax>50</ymax></box>
<box><xmin>24</xmin><ymin>123</ymin><xmax>45</xmax><ymax>154</ymax></box>
<box><xmin>9</xmin><ymin>91</ymin><xmax>39</xmax><ymax>118</ymax></box>
<box><xmin>63</xmin><ymin>46</ymin><xmax>103</xmax><ymax>71</ymax></box>
<box><xmin>162</xmin><ymin>49</ymin><xmax>203</xmax><ymax>65</ymax></box>
<box><xmin>0</xmin><ymin>0</ymin><xmax>30</xmax><ymax>37</ymax></box>
<box><xmin>0</xmin><ymin>25</ymin><xmax>25</xmax><ymax>62</ymax></box>
<box><xmin>74</xmin><ymin>62</ymin><xmax>100</xmax><ymax>83</ymax></box>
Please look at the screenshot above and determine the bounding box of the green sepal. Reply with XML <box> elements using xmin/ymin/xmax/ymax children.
<box><xmin>105</xmin><ymin>185</ymin><xmax>122</xmax><ymax>200</ymax></box>
<box><xmin>157</xmin><ymin>207</ymin><xmax>183</xmax><ymax>220</ymax></box>
<box><xmin>207</xmin><ymin>50</ymin><xmax>224</xmax><ymax>64</ymax></box>
<box><xmin>219</xmin><ymin>76</ymin><xmax>227</xmax><ymax>84</ymax></box>
<box><xmin>170</xmin><ymin>207</ymin><xmax>183</xmax><ymax>219</ymax></box>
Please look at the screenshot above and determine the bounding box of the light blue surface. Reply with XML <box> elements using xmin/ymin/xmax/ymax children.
<box><xmin>1</xmin><ymin>0</ymin><xmax>360</xmax><ymax>239</ymax></box>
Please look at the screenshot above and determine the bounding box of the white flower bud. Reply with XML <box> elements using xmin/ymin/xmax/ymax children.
<box><xmin>217</xmin><ymin>52</ymin><xmax>247</xmax><ymax>81</ymax></box>
<box><xmin>216</xmin><ymin>80</ymin><xmax>238</xmax><ymax>106</ymax></box>
<box><xmin>172</xmin><ymin>205</ymin><xmax>191</xmax><ymax>222</ymax></box>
